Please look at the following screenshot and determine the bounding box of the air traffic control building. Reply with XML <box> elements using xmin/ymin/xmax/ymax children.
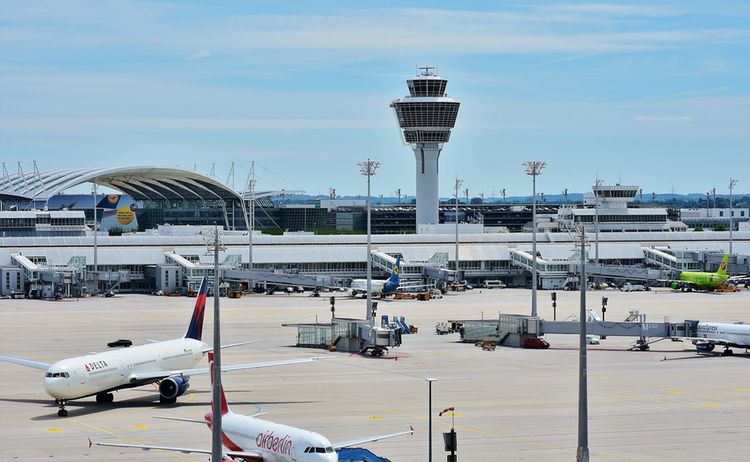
<box><xmin>391</xmin><ymin>67</ymin><xmax>460</xmax><ymax>230</ymax></box>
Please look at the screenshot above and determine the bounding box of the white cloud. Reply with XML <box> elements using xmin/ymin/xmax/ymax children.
<box><xmin>634</xmin><ymin>115</ymin><xmax>693</xmax><ymax>123</ymax></box>
<box><xmin>185</xmin><ymin>50</ymin><xmax>212</xmax><ymax>61</ymax></box>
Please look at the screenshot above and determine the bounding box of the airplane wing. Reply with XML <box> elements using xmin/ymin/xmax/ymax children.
<box><xmin>685</xmin><ymin>337</ymin><xmax>745</xmax><ymax>347</ymax></box>
<box><xmin>129</xmin><ymin>357</ymin><xmax>320</xmax><ymax>382</ymax></box>
<box><xmin>202</xmin><ymin>339</ymin><xmax>263</xmax><ymax>353</ymax></box>
<box><xmin>332</xmin><ymin>426</ymin><xmax>414</xmax><ymax>449</ymax></box>
<box><xmin>89</xmin><ymin>438</ymin><xmax>264</xmax><ymax>461</ymax></box>
<box><xmin>0</xmin><ymin>354</ymin><xmax>52</xmax><ymax>370</ymax></box>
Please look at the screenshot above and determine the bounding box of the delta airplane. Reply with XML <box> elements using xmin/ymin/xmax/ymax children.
<box><xmin>348</xmin><ymin>257</ymin><xmax>400</xmax><ymax>297</ymax></box>
<box><xmin>0</xmin><ymin>277</ymin><xmax>317</xmax><ymax>417</ymax></box>
<box><xmin>689</xmin><ymin>321</ymin><xmax>750</xmax><ymax>355</ymax></box>
<box><xmin>91</xmin><ymin>352</ymin><xmax>413</xmax><ymax>462</ymax></box>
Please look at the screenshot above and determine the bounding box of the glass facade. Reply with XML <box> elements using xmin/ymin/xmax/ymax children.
<box><xmin>407</xmin><ymin>78</ymin><xmax>447</xmax><ymax>97</ymax></box>
<box><xmin>393</xmin><ymin>102</ymin><xmax>460</xmax><ymax>128</ymax></box>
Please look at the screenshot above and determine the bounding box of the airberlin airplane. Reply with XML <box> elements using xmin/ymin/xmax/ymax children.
<box><xmin>0</xmin><ymin>277</ymin><xmax>317</xmax><ymax>417</ymax></box>
<box><xmin>90</xmin><ymin>353</ymin><xmax>413</xmax><ymax>462</ymax></box>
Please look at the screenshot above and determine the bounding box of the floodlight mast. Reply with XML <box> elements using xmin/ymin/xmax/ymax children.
<box><xmin>523</xmin><ymin>161</ymin><xmax>546</xmax><ymax>317</ymax></box>
<box><xmin>729</xmin><ymin>178</ymin><xmax>737</xmax><ymax>256</ymax></box>
<box><xmin>359</xmin><ymin>159</ymin><xmax>380</xmax><ymax>324</ymax></box>
<box><xmin>454</xmin><ymin>176</ymin><xmax>463</xmax><ymax>280</ymax></box>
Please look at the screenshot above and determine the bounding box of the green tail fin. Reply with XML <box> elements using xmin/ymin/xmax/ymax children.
<box><xmin>716</xmin><ymin>254</ymin><xmax>729</xmax><ymax>277</ymax></box>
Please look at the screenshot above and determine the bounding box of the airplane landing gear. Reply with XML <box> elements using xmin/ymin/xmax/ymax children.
<box><xmin>722</xmin><ymin>348</ymin><xmax>734</xmax><ymax>356</ymax></box>
<box><xmin>159</xmin><ymin>396</ymin><xmax>177</xmax><ymax>404</ymax></box>
<box><xmin>56</xmin><ymin>399</ymin><xmax>68</xmax><ymax>417</ymax></box>
<box><xmin>96</xmin><ymin>392</ymin><xmax>114</xmax><ymax>404</ymax></box>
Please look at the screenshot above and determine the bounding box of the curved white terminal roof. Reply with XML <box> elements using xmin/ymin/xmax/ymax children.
<box><xmin>0</xmin><ymin>166</ymin><xmax>242</xmax><ymax>203</ymax></box>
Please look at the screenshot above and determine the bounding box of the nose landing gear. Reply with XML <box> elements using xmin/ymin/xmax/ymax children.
<box><xmin>56</xmin><ymin>399</ymin><xmax>68</xmax><ymax>417</ymax></box>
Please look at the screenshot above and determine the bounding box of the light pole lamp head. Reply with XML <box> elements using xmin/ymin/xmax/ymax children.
<box><xmin>358</xmin><ymin>159</ymin><xmax>381</xmax><ymax>177</ymax></box>
<box><xmin>523</xmin><ymin>161</ymin><xmax>547</xmax><ymax>177</ymax></box>
<box><xmin>729</xmin><ymin>178</ymin><xmax>738</xmax><ymax>191</ymax></box>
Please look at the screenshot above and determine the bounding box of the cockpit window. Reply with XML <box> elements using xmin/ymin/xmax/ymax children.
<box><xmin>315</xmin><ymin>447</ymin><xmax>325</xmax><ymax>453</ymax></box>
<box><xmin>46</xmin><ymin>372</ymin><xmax>69</xmax><ymax>378</ymax></box>
<box><xmin>326</xmin><ymin>447</ymin><xmax>334</xmax><ymax>453</ymax></box>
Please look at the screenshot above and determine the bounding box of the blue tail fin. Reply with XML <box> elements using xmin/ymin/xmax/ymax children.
<box><xmin>382</xmin><ymin>257</ymin><xmax>401</xmax><ymax>295</ymax></box>
<box><xmin>184</xmin><ymin>277</ymin><xmax>209</xmax><ymax>341</ymax></box>
<box><xmin>388</xmin><ymin>257</ymin><xmax>401</xmax><ymax>283</ymax></box>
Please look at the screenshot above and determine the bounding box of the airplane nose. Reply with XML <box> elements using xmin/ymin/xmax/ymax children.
<box><xmin>44</xmin><ymin>377</ymin><xmax>69</xmax><ymax>398</ymax></box>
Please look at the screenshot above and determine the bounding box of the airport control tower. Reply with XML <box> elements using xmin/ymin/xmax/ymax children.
<box><xmin>391</xmin><ymin>67</ymin><xmax>460</xmax><ymax>228</ymax></box>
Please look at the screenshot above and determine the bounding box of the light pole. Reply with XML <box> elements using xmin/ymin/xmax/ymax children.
<box><xmin>575</xmin><ymin>225</ymin><xmax>590</xmax><ymax>462</ymax></box>
<box><xmin>729</xmin><ymin>178</ymin><xmax>737</xmax><ymax>255</ymax></box>
<box><xmin>454</xmin><ymin>176</ymin><xmax>463</xmax><ymax>282</ymax></box>
<box><xmin>593</xmin><ymin>180</ymin><xmax>602</xmax><ymax>264</ymax></box>
<box><xmin>523</xmin><ymin>161</ymin><xmax>546</xmax><ymax>317</ymax></box>
<box><xmin>247</xmin><ymin>162</ymin><xmax>255</xmax><ymax>272</ymax></box>
<box><xmin>210</xmin><ymin>225</ymin><xmax>223</xmax><ymax>462</ymax></box>
<box><xmin>425</xmin><ymin>377</ymin><xmax>437</xmax><ymax>462</ymax></box>
<box><xmin>92</xmin><ymin>182</ymin><xmax>98</xmax><ymax>295</ymax></box>
<box><xmin>359</xmin><ymin>159</ymin><xmax>380</xmax><ymax>324</ymax></box>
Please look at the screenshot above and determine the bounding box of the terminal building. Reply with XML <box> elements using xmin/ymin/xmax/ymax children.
<box><xmin>1</xmin><ymin>167</ymin><xmax>748</xmax><ymax>297</ymax></box>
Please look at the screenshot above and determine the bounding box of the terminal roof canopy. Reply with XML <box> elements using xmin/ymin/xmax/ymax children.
<box><xmin>0</xmin><ymin>167</ymin><xmax>243</xmax><ymax>203</ymax></box>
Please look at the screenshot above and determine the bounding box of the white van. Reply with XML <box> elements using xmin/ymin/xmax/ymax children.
<box><xmin>484</xmin><ymin>280</ymin><xmax>507</xmax><ymax>289</ymax></box>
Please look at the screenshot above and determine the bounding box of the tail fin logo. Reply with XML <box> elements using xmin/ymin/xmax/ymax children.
<box><xmin>720</xmin><ymin>261</ymin><xmax>727</xmax><ymax>271</ymax></box>
<box><xmin>184</xmin><ymin>277</ymin><xmax>209</xmax><ymax>341</ymax></box>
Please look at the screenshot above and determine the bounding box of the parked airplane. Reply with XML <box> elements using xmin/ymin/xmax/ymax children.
<box><xmin>688</xmin><ymin>321</ymin><xmax>750</xmax><ymax>355</ymax></box>
<box><xmin>668</xmin><ymin>254</ymin><xmax>739</xmax><ymax>291</ymax></box>
<box><xmin>0</xmin><ymin>277</ymin><xmax>317</xmax><ymax>417</ymax></box>
<box><xmin>90</xmin><ymin>353</ymin><xmax>414</xmax><ymax>461</ymax></box>
<box><xmin>348</xmin><ymin>257</ymin><xmax>401</xmax><ymax>297</ymax></box>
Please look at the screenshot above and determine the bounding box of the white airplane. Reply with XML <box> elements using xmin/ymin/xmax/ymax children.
<box><xmin>90</xmin><ymin>352</ymin><xmax>414</xmax><ymax>462</ymax></box>
<box><xmin>688</xmin><ymin>321</ymin><xmax>750</xmax><ymax>355</ymax></box>
<box><xmin>0</xmin><ymin>277</ymin><xmax>317</xmax><ymax>417</ymax></box>
<box><xmin>348</xmin><ymin>257</ymin><xmax>401</xmax><ymax>297</ymax></box>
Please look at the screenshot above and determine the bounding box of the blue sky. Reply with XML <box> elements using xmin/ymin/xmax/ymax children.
<box><xmin>1</xmin><ymin>1</ymin><xmax>749</xmax><ymax>198</ymax></box>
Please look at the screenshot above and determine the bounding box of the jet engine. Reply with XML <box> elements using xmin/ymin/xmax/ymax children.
<box><xmin>695</xmin><ymin>342</ymin><xmax>715</xmax><ymax>352</ymax></box>
<box><xmin>159</xmin><ymin>376</ymin><xmax>190</xmax><ymax>400</ymax></box>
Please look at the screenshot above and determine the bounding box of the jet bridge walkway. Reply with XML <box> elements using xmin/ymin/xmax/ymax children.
<box><xmin>456</xmin><ymin>314</ymin><xmax>700</xmax><ymax>350</ymax></box>
<box><xmin>223</xmin><ymin>269</ymin><xmax>348</xmax><ymax>290</ymax></box>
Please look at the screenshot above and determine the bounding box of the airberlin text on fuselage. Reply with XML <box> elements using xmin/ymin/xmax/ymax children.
<box><xmin>256</xmin><ymin>431</ymin><xmax>293</xmax><ymax>455</ymax></box>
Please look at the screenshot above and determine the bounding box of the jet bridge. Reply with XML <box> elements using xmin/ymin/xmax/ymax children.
<box><xmin>455</xmin><ymin>313</ymin><xmax>700</xmax><ymax>350</ymax></box>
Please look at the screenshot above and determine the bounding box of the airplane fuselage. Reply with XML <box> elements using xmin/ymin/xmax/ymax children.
<box><xmin>210</xmin><ymin>412</ymin><xmax>338</xmax><ymax>462</ymax></box>
<box><xmin>696</xmin><ymin>322</ymin><xmax>750</xmax><ymax>348</ymax></box>
<box><xmin>679</xmin><ymin>271</ymin><xmax>728</xmax><ymax>289</ymax></box>
<box><xmin>44</xmin><ymin>338</ymin><xmax>206</xmax><ymax>400</ymax></box>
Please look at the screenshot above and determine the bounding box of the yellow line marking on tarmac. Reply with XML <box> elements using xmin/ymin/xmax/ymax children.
<box><xmin>735</xmin><ymin>387</ymin><xmax>750</xmax><ymax>391</ymax></box>
<box><xmin>130</xmin><ymin>424</ymin><xmax>149</xmax><ymax>430</ymax></box>
<box><xmin>47</xmin><ymin>427</ymin><xmax>63</xmax><ymax>433</ymax></box>
<box><xmin>703</xmin><ymin>402</ymin><xmax>721</xmax><ymax>407</ymax></box>
<box><xmin>382</xmin><ymin>408</ymin><xmax>634</xmax><ymax>462</ymax></box>
<box><xmin>367</xmin><ymin>415</ymin><xmax>384</xmax><ymax>420</ymax></box>
<box><xmin>667</xmin><ymin>390</ymin><xmax>685</xmax><ymax>394</ymax></box>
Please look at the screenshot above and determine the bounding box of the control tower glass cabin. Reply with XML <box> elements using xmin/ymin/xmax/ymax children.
<box><xmin>391</xmin><ymin>67</ymin><xmax>460</xmax><ymax>227</ymax></box>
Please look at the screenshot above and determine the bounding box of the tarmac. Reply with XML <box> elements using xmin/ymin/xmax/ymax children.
<box><xmin>1</xmin><ymin>286</ymin><xmax>749</xmax><ymax>461</ymax></box>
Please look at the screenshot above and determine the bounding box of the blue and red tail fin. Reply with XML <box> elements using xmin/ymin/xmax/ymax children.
<box><xmin>207</xmin><ymin>352</ymin><xmax>230</xmax><ymax>416</ymax></box>
<box><xmin>184</xmin><ymin>277</ymin><xmax>209</xmax><ymax>341</ymax></box>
